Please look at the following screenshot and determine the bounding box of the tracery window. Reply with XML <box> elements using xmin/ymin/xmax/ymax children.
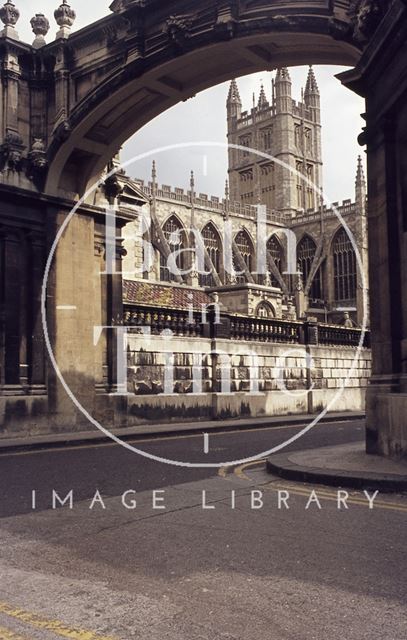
<box><xmin>160</xmin><ymin>216</ymin><xmax>186</xmax><ymax>282</ymax></box>
<box><xmin>267</xmin><ymin>235</ymin><xmax>284</xmax><ymax>288</ymax></box>
<box><xmin>297</xmin><ymin>236</ymin><xmax>323</xmax><ymax>300</ymax></box>
<box><xmin>199</xmin><ymin>223</ymin><xmax>222</xmax><ymax>288</ymax></box>
<box><xmin>333</xmin><ymin>229</ymin><xmax>357</xmax><ymax>302</ymax></box>
<box><xmin>234</xmin><ymin>230</ymin><xmax>254</xmax><ymax>283</ymax></box>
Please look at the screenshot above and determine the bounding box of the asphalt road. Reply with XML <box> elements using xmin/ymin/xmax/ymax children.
<box><xmin>0</xmin><ymin>419</ymin><xmax>365</xmax><ymax>518</ymax></box>
<box><xmin>0</xmin><ymin>420</ymin><xmax>406</xmax><ymax>639</ymax></box>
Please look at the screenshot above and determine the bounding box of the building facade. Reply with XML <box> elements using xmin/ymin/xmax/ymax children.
<box><xmin>120</xmin><ymin>68</ymin><xmax>368</xmax><ymax>329</ymax></box>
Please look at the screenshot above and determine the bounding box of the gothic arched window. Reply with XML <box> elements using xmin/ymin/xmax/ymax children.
<box><xmin>333</xmin><ymin>229</ymin><xmax>357</xmax><ymax>302</ymax></box>
<box><xmin>297</xmin><ymin>236</ymin><xmax>323</xmax><ymax>301</ymax></box>
<box><xmin>199</xmin><ymin>223</ymin><xmax>222</xmax><ymax>288</ymax></box>
<box><xmin>235</xmin><ymin>230</ymin><xmax>254</xmax><ymax>283</ymax></box>
<box><xmin>267</xmin><ymin>235</ymin><xmax>284</xmax><ymax>288</ymax></box>
<box><xmin>160</xmin><ymin>216</ymin><xmax>187</xmax><ymax>282</ymax></box>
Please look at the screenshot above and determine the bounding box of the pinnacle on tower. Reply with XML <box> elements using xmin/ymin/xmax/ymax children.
<box><xmin>304</xmin><ymin>65</ymin><xmax>320</xmax><ymax>121</ymax></box>
<box><xmin>227</xmin><ymin>78</ymin><xmax>241</xmax><ymax>106</ymax></box>
<box><xmin>151</xmin><ymin>160</ymin><xmax>158</xmax><ymax>190</ymax></box>
<box><xmin>274</xmin><ymin>67</ymin><xmax>292</xmax><ymax>113</ymax></box>
<box><xmin>304</xmin><ymin>65</ymin><xmax>319</xmax><ymax>98</ymax></box>
<box><xmin>356</xmin><ymin>155</ymin><xmax>366</xmax><ymax>185</ymax></box>
<box><xmin>227</xmin><ymin>78</ymin><xmax>242</xmax><ymax>122</ymax></box>
<box><xmin>355</xmin><ymin>155</ymin><xmax>367</xmax><ymax>208</ymax></box>
<box><xmin>275</xmin><ymin>67</ymin><xmax>292</xmax><ymax>84</ymax></box>
<box><xmin>258</xmin><ymin>83</ymin><xmax>269</xmax><ymax>109</ymax></box>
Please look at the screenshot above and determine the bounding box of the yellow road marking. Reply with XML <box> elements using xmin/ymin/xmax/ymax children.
<box><xmin>222</xmin><ymin>462</ymin><xmax>407</xmax><ymax>514</ymax></box>
<box><xmin>0</xmin><ymin>627</ymin><xmax>30</xmax><ymax>640</ymax></box>
<box><xmin>218</xmin><ymin>466</ymin><xmax>228</xmax><ymax>478</ymax></box>
<box><xmin>0</xmin><ymin>602</ymin><xmax>117</xmax><ymax>640</ymax></box>
<box><xmin>3</xmin><ymin>420</ymin><xmax>362</xmax><ymax>458</ymax></box>
<box><xmin>234</xmin><ymin>460</ymin><xmax>267</xmax><ymax>481</ymax></box>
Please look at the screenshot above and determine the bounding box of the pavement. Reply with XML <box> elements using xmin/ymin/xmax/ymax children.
<box><xmin>0</xmin><ymin>411</ymin><xmax>364</xmax><ymax>453</ymax></box>
<box><xmin>267</xmin><ymin>441</ymin><xmax>407</xmax><ymax>492</ymax></box>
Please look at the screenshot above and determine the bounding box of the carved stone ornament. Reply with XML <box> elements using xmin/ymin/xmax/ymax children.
<box><xmin>104</xmin><ymin>173</ymin><xmax>123</xmax><ymax>203</ymax></box>
<box><xmin>0</xmin><ymin>129</ymin><xmax>25</xmax><ymax>171</ymax></box>
<box><xmin>54</xmin><ymin>0</ymin><xmax>76</xmax><ymax>38</ymax></box>
<box><xmin>164</xmin><ymin>14</ymin><xmax>193</xmax><ymax>47</ymax></box>
<box><xmin>215</xmin><ymin>3</ymin><xmax>237</xmax><ymax>38</ymax></box>
<box><xmin>295</xmin><ymin>273</ymin><xmax>304</xmax><ymax>292</ymax></box>
<box><xmin>0</xmin><ymin>1</ymin><xmax>20</xmax><ymax>28</ymax></box>
<box><xmin>27</xmin><ymin>138</ymin><xmax>48</xmax><ymax>187</ymax></box>
<box><xmin>31</xmin><ymin>13</ymin><xmax>50</xmax><ymax>48</ymax></box>
<box><xmin>54</xmin><ymin>119</ymin><xmax>71</xmax><ymax>143</ymax></box>
<box><xmin>348</xmin><ymin>0</ymin><xmax>390</xmax><ymax>41</ymax></box>
<box><xmin>28</xmin><ymin>138</ymin><xmax>47</xmax><ymax>168</ymax></box>
<box><xmin>110</xmin><ymin>0</ymin><xmax>145</xmax><ymax>12</ymax></box>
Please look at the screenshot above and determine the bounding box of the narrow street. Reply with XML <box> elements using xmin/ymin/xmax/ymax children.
<box><xmin>0</xmin><ymin>420</ymin><xmax>406</xmax><ymax>639</ymax></box>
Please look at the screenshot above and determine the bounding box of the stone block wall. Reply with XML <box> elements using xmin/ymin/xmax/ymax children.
<box><xmin>126</xmin><ymin>332</ymin><xmax>371</xmax><ymax>424</ymax></box>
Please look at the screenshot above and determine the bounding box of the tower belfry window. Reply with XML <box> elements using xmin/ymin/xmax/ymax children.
<box><xmin>306</xmin><ymin>165</ymin><xmax>315</xmax><ymax>210</ymax></box>
<box><xmin>305</xmin><ymin>128</ymin><xmax>312</xmax><ymax>152</ymax></box>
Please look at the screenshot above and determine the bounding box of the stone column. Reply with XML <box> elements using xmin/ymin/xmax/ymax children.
<box><xmin>3</xmin><ymin>230</ymin><xmax>21</xmax><ymax>387</ymax></box>
<box><xmin>46</xmin><ymin>205</ymin><xmax>101</xmax><ymax>429</ymax></box>
<box><xmin>339</xmin><ymin>0</ymin><xmax>407</xmax><ymax>458</ymax></box>
<box><xmin>364</xmin><ymin>119</ymin><xmax>403</xmax><ymax>455</ymax></box>
<box><xmin>29</xmin><ymin>233</ymin><xmax>46</xmax><ymax>388</ymax></box>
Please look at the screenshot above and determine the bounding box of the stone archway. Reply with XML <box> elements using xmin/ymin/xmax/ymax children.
<box><xmin>1</xmin><ymin>0</ymin><xmax>406</xmax><ymax>455</ymax></box>
<box><xmin>43</xmin><ymin>0</ymin><xmax>373</xmax><ymax>197</ymax></box>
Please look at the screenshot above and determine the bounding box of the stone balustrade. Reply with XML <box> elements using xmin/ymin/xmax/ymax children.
<box><xmin>124</xmin><ymin>304</ymin><xmax>370</xmax><ymax>348</ymax></box>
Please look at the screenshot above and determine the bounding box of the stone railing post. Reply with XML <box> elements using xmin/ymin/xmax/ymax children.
<box><xmin>206</xmin><ymin>309</ymin><xmax>231</xmax><ymax>340</ymax></box>
<box><xmin>303</xmin><ymin>320</ymin><xmax>319</xmax><ymax>346</ymax></box>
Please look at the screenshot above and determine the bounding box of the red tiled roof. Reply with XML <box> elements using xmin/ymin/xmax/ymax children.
<box><xmin>123</xmin><ymin>280</ymin><xmax>211</xmax><ymax>310</ymax></box>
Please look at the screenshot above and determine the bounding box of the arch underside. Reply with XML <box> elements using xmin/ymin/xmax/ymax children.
<box><xmin>46</xmin><ymin>28</ymin><xmax>361</xmax><ymax>198</ymax></box>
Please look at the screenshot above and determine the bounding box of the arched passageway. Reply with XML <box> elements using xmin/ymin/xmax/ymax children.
<box><xmin>1</xmin><ymin>0</ymin><xmax>406</xmax><ymax>457</ymax></box>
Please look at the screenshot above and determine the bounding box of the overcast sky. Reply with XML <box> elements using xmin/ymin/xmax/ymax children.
<box><xmin>17</xmin><ymin>1</ymin><xmax>366</xmax><ymax>203</ymax></box>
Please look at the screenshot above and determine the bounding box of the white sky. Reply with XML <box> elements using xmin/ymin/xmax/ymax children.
<box><xmin>17</xmin><ymin>1</ymin><xmax>366</xmax><ymax>203</ymax></box>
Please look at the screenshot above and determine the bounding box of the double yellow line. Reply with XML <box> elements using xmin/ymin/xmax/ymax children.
<box><xmin>0</xmin><ymin>601</ymin><xmax>117</xmax><ymax>640</ymax></box>
<box><xmin>219</xmin><ymin>461</ymin><xmax>407</xmax><ymax>513</ymax></box>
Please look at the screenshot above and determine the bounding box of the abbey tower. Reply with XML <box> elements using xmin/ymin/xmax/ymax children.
<box><xmin>227</xmin><ymin>67</ymin><xmax>323</xmax><ymax>217</ymax></box>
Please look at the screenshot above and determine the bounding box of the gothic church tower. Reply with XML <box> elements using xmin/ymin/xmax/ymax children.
<box><xmin>227</xmin><ymin>67</ymin><xmax>323</xmax><ymax>218</ymax></box>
